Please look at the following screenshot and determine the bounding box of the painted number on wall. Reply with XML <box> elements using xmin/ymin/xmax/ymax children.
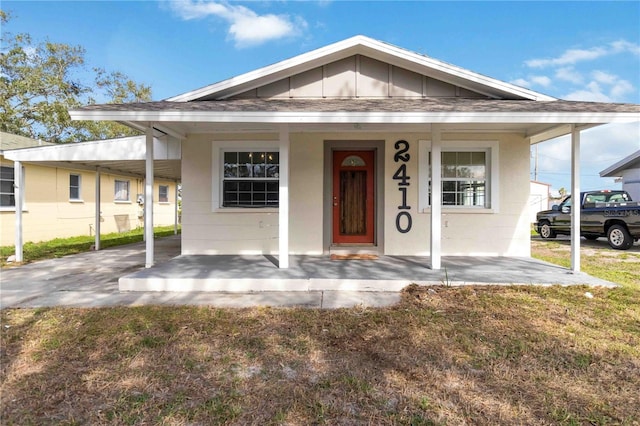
<box><xmin>393</xmin><ymin>140</ymin><xmax>412</xmax><ymax>233</ymax></box>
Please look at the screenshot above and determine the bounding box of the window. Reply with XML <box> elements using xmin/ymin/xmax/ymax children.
<box><xmin>441</xmin><ymin>151</ymin><xmax>486</xmax><ymax>207</ymax></box>
<box><xmin>114</xmin><ymin>180</ymin><xmax>130</xmax><ymax>202</ymax></box>
<box><xmin>69</xmin><ymin>174</ymin><xmax>81</xmax><ymax>200</ymax></box>
<box><xmin>159</xmin><ymin>185</ymin><xmax>169</xmax><ymax>203</ymax></box>
<box><xmin>0</xmin><ymin>166</ymin><xmax>15</xmax><ymax>208</ymax></box>
<box><xmin>419</xmin><ymin>140</ymin><xmax>499</xmax><ymax>211</ymax></box>
<box><xmin>222</xmin><ymin>150</ymin><xmax>279</xmax><ymax>207</ymax></box>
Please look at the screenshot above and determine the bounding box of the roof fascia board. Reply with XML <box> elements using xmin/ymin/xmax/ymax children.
<box><xmin>600</xmin><ymin>149</ymin><xmax>640</xmax><ymax>176</ymax></box>
<box><xmin>166</xmin><ymin>35</ymin><xmax>555</xmax><ymax>102</ymax></box>
<box><xmin>69</xmin><ymin>109</ymin><xmax>640</xmax><ymax>125</ymax></box>
<box><xmin>4</xmin><ymin>136</ymin><xmax>181</xmax><ymax>162</ymax></box>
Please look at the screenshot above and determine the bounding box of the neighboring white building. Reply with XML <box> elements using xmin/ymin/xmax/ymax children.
<box><xmin>600</xmin><ymin>150</ymin><xmax>640</xmax><ymax>201</ymax></box>
<box><xmin>529</xmin><ymin>181</ymin><xmax>551</xmax><ymax>223</ymax></box>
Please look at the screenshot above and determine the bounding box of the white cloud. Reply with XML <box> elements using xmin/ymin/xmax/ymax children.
<box><xmin>611</xmin><ymin>39</ymin><xmax>640</xmax><ymax>55</ymax></box>
<box><xmin>526</xmin><ymin>46</ymin><xmax>608</xmax><ymax>68</ymax></box>
<box><xmin>564</xmin><ymin>81</ymin><xmax>612</xmax><ymax>102</ymax></box>
<box><xmin>555</xmin><ymin>67</ymin><xmax>583</xmax><ymax>84</ymax></box>
<box><xmin>525</xmin><ymin>40</ymin><xmax>640</xmax><ymax>68</ymax></box>
<box><xmin>530</xmin><ymin>75</ymin><xmax>552</xmax><ymax>87</ymax></box>
<box><xmin>168</xmin><ymin>0</ymin><xmax>307</xmax><ymax>47</ymax></box>
<box><xmin>610</xmin><ymin>79</ymin><xmax>635</xmax><ymax>99</ymax></box>
<box><xmin>510</xmin><ymin>78</ymin><xmax>530</xmax><ymax>88</ymax></box>
<box><xmin>592</xmin><ymin>70</ymin><xmax>617</xmax><ymax>84</ymax></box>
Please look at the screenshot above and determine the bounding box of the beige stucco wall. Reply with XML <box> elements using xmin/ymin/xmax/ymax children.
<box><xmin>0</xmin><ymin>159</ymin><xmax>177</xmax><ymax>246</ymax></box>
<box><xmin>181</xmin><ymin>131</ymin><xmax>531</xmax><ymax>257</ymax></box>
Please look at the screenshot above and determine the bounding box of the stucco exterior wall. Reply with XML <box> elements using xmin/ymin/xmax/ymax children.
<box><xmin>0</xmin><ymin>159</ymin><xmax>177</xmax><ymax>246</ymax></box>
<box><xmin>181</xmin><ymin>131</ymin><xmax>531</xmax><ymax>258</ymax></box>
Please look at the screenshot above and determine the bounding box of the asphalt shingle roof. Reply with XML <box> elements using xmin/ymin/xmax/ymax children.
<box><xmin>74</xmin><ymin>98</ymin><xmax>640</xmax><ymax>114</ymax></box>
<box><xmin>0</xmin><ymin>132</ymin><xmax>55</xmax><ymax>151</ymax></box>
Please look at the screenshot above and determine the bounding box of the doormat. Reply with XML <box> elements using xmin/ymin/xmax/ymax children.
<box><xmin>330</xmin><ymin>254</ymin><xmax>379</xmax><ymax>260</ymax></box>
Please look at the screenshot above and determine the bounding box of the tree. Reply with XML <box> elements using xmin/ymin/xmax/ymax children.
<box><xmin>0</xmin><ymin>11</ymin><xmax>152</xmax><ymax>143</ymax></box>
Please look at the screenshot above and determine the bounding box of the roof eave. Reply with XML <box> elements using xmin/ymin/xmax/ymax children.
<box><xmin>600</xmin><ymin>150</ymin><xmax>640</xmax><ymax>177</ymax></box>
<box><xmin>69</xmin><ymin>109</ymin><xmax>640</xmax><ymax>125</ymax></box>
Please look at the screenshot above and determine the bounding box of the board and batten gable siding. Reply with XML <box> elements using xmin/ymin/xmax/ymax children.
<box><xmin>181</xmin><ymin>131</ymin><xmax>531</xmax><ymax>257</ymax></box>
<box><xmin>230</xmin><ymin>55</ymin><xmax>489</xmax><ymax>99</ymax></box>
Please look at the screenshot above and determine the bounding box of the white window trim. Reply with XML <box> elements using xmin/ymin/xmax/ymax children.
<box><xmin>212</xmin><ymin>141</ymin><xmax>280</xmax><ymax>212</ymax></box>
<box><xmin>69</xmin><ymin>173</ymin><xmax>83</xmax><ymax>202</ymax></box>
<box><xmin>418</xmin><ymin>139</ymin><xmax>499</xmax><ymax>213</ymax></box>
<box><xmin>114</xmin><ymin>179</ymin><xmax>131</xmax><ymax>203</ymax></box>
<box><xmin>0</xmin><ymin>164</ymin><xmax>28</xmax><ymax>212</ymax></box>
<box><xmin>158</xmin><ymin>184</ymin><xmax>170</xmax><ymax>204</ymax></box>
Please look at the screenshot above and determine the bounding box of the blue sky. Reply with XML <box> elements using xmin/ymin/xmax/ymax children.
<box><xmin>3</xmin><ymin>0</ymin><xmax>640</xmax><ymax>194</ymax></box>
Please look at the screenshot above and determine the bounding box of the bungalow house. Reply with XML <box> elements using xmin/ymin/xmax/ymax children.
<box><xmin>1</xmin><ymin>132</ymin><xmax>180</xmax><ymax>249</ymax></box>
<box><xmin>63</xmin><ymin>35</ymin><xmax>638</xmax><ymax>289</ymax></box>
<box><xmin>600</xmin><ymin>149</ymin><xmax>640</xmax><ymax>201</ymax></box>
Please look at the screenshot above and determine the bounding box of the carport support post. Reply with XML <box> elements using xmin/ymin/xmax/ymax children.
<box><xmin>570</xmin><ymin>125</ymin><xmax>581</xmax><ymax>272</ymax></box>
<box><xmin>94</xmin><ymin>167</ymin><xmax>101</xmax><ymax>251</ymax></box>
<box><xmin>145</xmin><ymin>127</ymin><xmax>154</xmax><ymax>268</ymax></box>
<box><xmin>174</xmin><ymin>180</ymin><xmax>179</xmax><ymax>235</ymax></box>
<box><xmin>279</xmin><ymin>125</ymin><xmax>290</xmax><ymax>269</ymax></box>
<box><xmin>430</xmin><ymin>125</ymin><xmax>442</xmax><ymax>270</ymax></box>
<box><xmin>14</xmin><ymin>161</ymin><xmax>23</xmax><ymax>262</ymax></box>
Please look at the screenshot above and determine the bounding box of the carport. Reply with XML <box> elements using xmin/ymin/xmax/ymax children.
<box><xmin>4</xmin><ymin>132</ymin><xmax>181</xmax><ymax>266</ymax></box>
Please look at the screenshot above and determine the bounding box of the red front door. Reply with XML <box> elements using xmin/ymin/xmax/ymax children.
<box><xmin>332</xmin><ymin>150</ymin><xmax>375</xmax><ymax>244</ymax></box>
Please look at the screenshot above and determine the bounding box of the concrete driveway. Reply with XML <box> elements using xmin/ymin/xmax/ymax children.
<box><xmin>0</xmin><ymin>235</ymin><xmax>400</xmax><ymax>309</ymax></box>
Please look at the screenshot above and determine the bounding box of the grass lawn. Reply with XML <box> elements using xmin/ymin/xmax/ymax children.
<box><xmin>1</xmin><ymin>239</ymin><xmax>639</xmax><ymax>425</ymax></box>
<box><xmin>0</xmin><ymin>226</ymin><xmax>180</xmax><ymax>267</ymax></box>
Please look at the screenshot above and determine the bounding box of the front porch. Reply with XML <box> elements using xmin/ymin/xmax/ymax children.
<box><xmin>119</xmin><ymin>252</ymin><xmax>617</xmax><ymax>292</ymax></box>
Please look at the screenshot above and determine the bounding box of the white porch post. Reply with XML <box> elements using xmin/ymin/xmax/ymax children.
<box><xmin>174</xmin><ymin>180</ymin><xmax>179</xmax><ymax>235</ymax></box>
<box><xmin>14</xmin><ymin>161</ymin><xmax>23</xmax><ymax>262</ymax></box>
<box><xmin>145</xmin><ymin>127</ymin><xmax>154</xmax><ymax>268</ymax></box>
<box><xmin>570</xmin><ymin>125</ymin><xmax>581</xmax><ymax>272</ymax></box>
<box><xmin>430</xmin><ymin>125</ymin><xmax>442</xmax><ymax>270</ymax></box>
<box><xmin>278</xmin><ymin>125</ymin><xmax>290</xmax><ymax>269</ymax></box>
<box><xmin>94</xmin><ymin>167</ymin><xmax>101</xmax><ymax>251</ymax></box>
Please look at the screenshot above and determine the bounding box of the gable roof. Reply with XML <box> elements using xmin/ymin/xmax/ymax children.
<box><xmin>600</xmin><ymin>149</ymin><xmax>640</xmax><ymax>177</ymax></box>
<box><xmin>167</xmin><ymin>35</ymin><xmax>556</xmax><ymax>102</ymax></box>
<box><xmin>0</xmin><ymin>132</ymin><xmax>55</xmax><ymax>152</ymax></box>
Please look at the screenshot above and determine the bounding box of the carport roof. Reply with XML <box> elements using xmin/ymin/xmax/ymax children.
<box><xmin>3</xmin><ymin>135</ymin><xmax>181</xmax><ymax>181</ymax></box>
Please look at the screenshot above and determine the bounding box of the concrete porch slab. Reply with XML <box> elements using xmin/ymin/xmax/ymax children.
<box><xmin>119</xmin><ymin>253</ymin><xmax>618</xmax><ymax>292</ymax></box>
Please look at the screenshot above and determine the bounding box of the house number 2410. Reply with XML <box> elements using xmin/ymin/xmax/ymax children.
<box><xmin>393</xmin><ymin>140</ymin><xmax>412</xmax><ymax>233</ymax></box>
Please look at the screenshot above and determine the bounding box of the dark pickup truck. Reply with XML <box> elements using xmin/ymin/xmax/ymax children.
<box><xmin>535</xmin><ymin>190</ymin><xmax>640</xmax><ymax>250</ymax></box>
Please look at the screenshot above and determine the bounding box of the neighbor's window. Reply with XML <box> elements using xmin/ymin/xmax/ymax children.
<box><xmin>222</xmin><ymin>150</ymin><xmax>279</xmax><ymax>207</ymax></box>
<box><xmin>114</xmin><ymin>180</ymin><xmax>130</xmax><ymax>202</ymax></box>
<box><xmin>0</xmin><ymin>166</ymin><xmax>15</xmax><ymax>208</ymax></box>
<box><xmin>159</xmin><ymin>185</ymin><xmax>169</xmax><ymax>203</ymax></box>
<box><xmin>69</xmin><ymin>174</ymin><xmax>81</xmax><ymax>200</ymax></box>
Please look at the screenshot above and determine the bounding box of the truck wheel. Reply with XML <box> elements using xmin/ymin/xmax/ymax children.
<box><xmin>539</xmin><ymin>221</ymin><xmax>556</xmax><ymax>239</ymax></box>
<box><xmin>607</xmin><ymin>224</ymin><xmax>633</xmax><ymax>250</ymax></box>
<box><xmin>584</xmin><ymin>235</ymin><xmax>599</xmax><ymax>241</ymax></box>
